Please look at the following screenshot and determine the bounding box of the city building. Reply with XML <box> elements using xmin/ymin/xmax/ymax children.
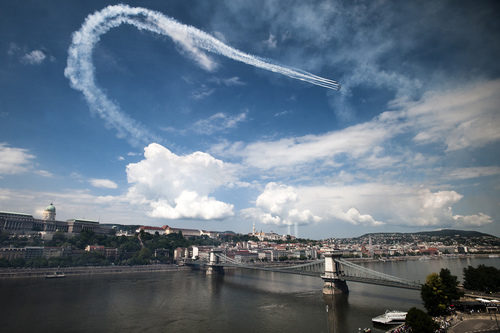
<box><xmin>163</xmin><ymin>225</ymin><xmax>219</xmax><ymax>238</ymax></box>
<box><xmin>136</xmin><ymin>226</ymin><xmax>164</xmax><ymax>235</ymax></box>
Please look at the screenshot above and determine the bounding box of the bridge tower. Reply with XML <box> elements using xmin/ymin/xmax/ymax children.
<box><xmin>321</xmin><ymin>251</ymin><xmax>349</xmax><ymax>294</ymax></box>
<box><xmin>206</xmin><ymin>249</ymin><xmax>224</xmax><ymax>275</ymax></box>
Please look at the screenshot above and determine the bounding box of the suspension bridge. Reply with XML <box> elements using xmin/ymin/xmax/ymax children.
<box><xmin>186</xmin><ymin>250</ymin><xmax>422</xmax><ymax>294</ymax></box>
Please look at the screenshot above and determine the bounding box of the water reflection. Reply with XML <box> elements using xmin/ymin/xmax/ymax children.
<box><xmin>207</xmin><ymin>272</ymin><xmax>224</xmax><ymax>297</ymax></box>
<box><xmin>324</xmin><ymin>293</ymin><xmax>349</xmax><ymax>333</ymax></box>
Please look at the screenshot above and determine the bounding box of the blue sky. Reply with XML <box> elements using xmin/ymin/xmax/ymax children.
<box><xmin>1</xmin><ymin>0</ymin><xmax>499</xmax><ymax>238</ymax></box>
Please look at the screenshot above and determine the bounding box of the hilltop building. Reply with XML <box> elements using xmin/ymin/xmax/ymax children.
<box><xmin>0</xmin><ymin>204</ymin><xmax>112</xmax><ymax>239</ymax></box>
<box><xmin>250</xmin><ymin>229</ymin><xmax>295</xmax><ymax>242</ymax></box>
<box><xmin>135</xmin><ymin>225</ymin><xmax>219</xmax><ymax>238</ymax></box>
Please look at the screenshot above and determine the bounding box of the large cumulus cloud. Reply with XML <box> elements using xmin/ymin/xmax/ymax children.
<box><xmin>126</xmin><ymin>143</ymin><xmax>235</xmax><ymax>220</ymax></box>
<box><xmin>243</xmin><ymin>182</ymin><xmax>492</xmax><ymax>229</ymax></box>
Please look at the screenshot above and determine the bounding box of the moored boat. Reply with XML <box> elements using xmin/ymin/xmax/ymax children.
<box><xmin>45</xmin><ymin>272</ymin><xmax>66</xmax><ymax>279</ymax></box>
<box><xmin>372</xmin><ymin>310</ymin><xmax>407</xmax><ymax>325</ymax></box>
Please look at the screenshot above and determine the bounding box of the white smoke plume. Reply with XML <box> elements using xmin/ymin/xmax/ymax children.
<box><xmin>65</xmin><ymin>4</ymin><xmax>340</xmax><ymax>145</ymax></box>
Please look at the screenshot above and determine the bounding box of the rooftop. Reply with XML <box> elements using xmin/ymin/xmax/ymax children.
<box><xmin>0</xmin><ymin>211</ymin><xmax>34</xmax><ymax>217</ymax></box>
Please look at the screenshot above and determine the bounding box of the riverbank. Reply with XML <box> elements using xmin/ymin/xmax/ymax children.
<box><xmin>0</xmin><ymin>264</ymin><xmax>190</xmax><ymax>278</ymax></box>
<box><xmin>346</xmin><ymin>253</ymin><xmax>498</xmax><ymax>263</ymax></box>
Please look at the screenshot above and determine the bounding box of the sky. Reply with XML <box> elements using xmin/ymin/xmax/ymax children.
<box><xmin>1</xmin><ymin>0</ymin><xmax>499</xmax><ymax>239</ymax></box>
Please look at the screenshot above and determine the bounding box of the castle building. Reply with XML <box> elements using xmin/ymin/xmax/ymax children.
<box><xmin>0</xmin><ymin>204</ymin><xmax>112</xmax><ymax>238</ymax></box>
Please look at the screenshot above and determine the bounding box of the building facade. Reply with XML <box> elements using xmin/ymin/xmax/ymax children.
<box><xmin>0</xmin><ymin>204</ymin><xmax>112</xmax><ymax>237</ymax></box>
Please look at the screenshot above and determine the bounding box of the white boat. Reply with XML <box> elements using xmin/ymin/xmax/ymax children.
<box><xmin>45</xmin><ymin>272</ymin><xmax>66</xmax><ymax>279</ymax></box>
<box><xmin>372</xmin><ymin>310</ymin><xmax>407</xmax><ymax>325</ymax></box>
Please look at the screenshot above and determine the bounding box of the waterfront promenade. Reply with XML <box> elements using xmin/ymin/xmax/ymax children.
<box><xmin>447</xmin><ymin>313</ymin><xmax>500</xmax><ymax>333</ymax></box>
<box><xmin>0</xmin><ymin>264</ymin><xmax>190</xmax><ymax>278</ymax></box>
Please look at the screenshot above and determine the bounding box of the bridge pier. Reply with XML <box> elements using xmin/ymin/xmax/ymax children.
<box><xmin>321</xmin><ymin>251</ymin><xmax>349</xmax><ymax>295</ymax></box>
<box><xmin>206</xmin><ymin>249</ymin><xmax>224</xmax><ymax>275</ymax></box>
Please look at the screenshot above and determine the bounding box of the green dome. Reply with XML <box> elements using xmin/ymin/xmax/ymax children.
<box><xmin>45</xmin><ymin>203</ymin><xmax>56</xmax><ymax>212</ymax></box>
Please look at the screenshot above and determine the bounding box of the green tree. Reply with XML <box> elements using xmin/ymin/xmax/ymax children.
<box><xmin>48</xmin><ymin>231</ymin><xmax>66</xmax><ymax>247</ymax></box>
<box><xmin>421</xmin><ymin>269</ymin><xmax>461</xmax><ymax>316</ymax></box>
<box><xmin>463</xmin><ymin>265</ymin><xmax>500</xmax><ymax>293</ymax></box>
<box><xmin>440</xmin><ymin>268</ymin><xmax>462</xmax><ymax>301</ymax></box>
<box><xmin>138</xmin><ymin>247</ymin><xmax>152</xmax><ymax>261</ymax></box>
<box><xmin>405</xmin><ymin>307</ymin><xmax>438</xmax><ymax>333</ymax></box>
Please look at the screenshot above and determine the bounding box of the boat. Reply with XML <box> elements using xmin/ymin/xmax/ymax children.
<box><xmin>372</xmin><ymin>310</ymin><xmax>407</xmax><ymax>325</ymax></box>
<box><xmin>45</xmin><ymin>272</ymin><xmax>66</xmax><ymax>279</ymax></box>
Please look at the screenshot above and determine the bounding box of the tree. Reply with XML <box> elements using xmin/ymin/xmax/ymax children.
<box><xmin>421</xmin><ymin>269</ymin><xmax>461</xmax><ymax>316</ymax></box>
<box><xmin>439</xmin><ymin>268</ymin><xmax>462</xmax><ymax>301</ymax></box>
<box><xmin>463</xmin><ymin>265</ymin><xmax>500</xmax><ymax>293</ymax></box>
<box><xmin>48</xmin><ymin>231</ymin><xmax>66</xmax><ymax>247</ymax></box>
<box><xmin>405</xmin><ymin>307</ymin><xmax>438</xmax><ymax>333</ymax></box>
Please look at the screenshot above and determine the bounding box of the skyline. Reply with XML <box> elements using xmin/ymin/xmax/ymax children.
<box><xmin>1</xmin><ymin>0</ymin><xmax>499</xmax><ymax>238</ymax></box>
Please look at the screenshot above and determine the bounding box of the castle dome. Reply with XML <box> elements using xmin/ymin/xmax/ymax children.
<box><xmin>45</xmin><ymin>203</ymin><xmax>56</xmax><ymax>212</ymax></box>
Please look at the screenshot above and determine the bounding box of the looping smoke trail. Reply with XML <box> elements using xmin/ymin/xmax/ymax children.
<box><xmin>65</xmin><ymin>4</ymin><xmax>340</xmax><ymax>145</ymax></box>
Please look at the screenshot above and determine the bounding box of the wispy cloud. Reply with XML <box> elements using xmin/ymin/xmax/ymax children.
<box><xmin>89</xmin><ymin>178</ymin><xmax>118</xmax><ymax>189</ymax></box>
<box><xmin>22</xmin><ymin>50</ymin><xmax>46</xmax><ymax>65</ymax></box>
<box><xmin>8</xmin><ymin>43</ymin><xmax>51</xmax><ymax>65</ymax></box>
<box><xmin>0</xmin><ymin>143</ymin><xmax>35</xmax><ymax>176</ymax></box>
<box><xmin>446</xmin><ymin>167</ymin><xmax>500</xmax><ymax>180</ymax></box>
<box><xmin>263</xmin><ymin>33</ymin><xmax>277</xmax><ymax>49</ymax></box>
<box><xmin>64</xmin><ymin>4</ymin><xmax>339</xmax><ymax>145</ymax></box>
<box><xmin>215</xmin><ymin>118</ymin><xmax>397</xmax><ymax>171</ymax></box>
<box><xmin>209</xmin><ymin>76</ymin><xmax>246</xmax><ymax>86</ymax></box>
<box><xmin>273</xmin><ymin>110</ymin><xmax>291</xmax><ymax>117</ymax></box>
<box><xmin>405</xmin><ymin>79</ymin><xmax>500</xmax><ymax>151</ymax></box>
<box><xmin>212</xmin><ymin>79</ymin><xmax>500</xmax><ymax>177</ymax></box>
<box><xmin>192</xmin><ymin>111</ymin><xmax>248</xmax><ymax>135</ymax></box>
<box><xmin>192</xmin><ymin>85</ymin><xmax>215</xmax><ymax>100</ymax></box>
<box><xmin>35</xmin><ymin>170</ymin><xmax>54</xmax><ymax>178</ymax></box>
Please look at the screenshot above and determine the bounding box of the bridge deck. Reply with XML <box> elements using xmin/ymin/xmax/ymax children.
<box><xmin>189</xmin><ymin>261</ymin><xmax>422</xmax><ymax>290</ymax></box>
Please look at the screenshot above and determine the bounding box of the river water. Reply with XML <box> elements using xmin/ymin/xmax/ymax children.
<box><xmin>0</xmin><ymin>257</ymin><xmax>498</xmax><ymax>333</ymax></box>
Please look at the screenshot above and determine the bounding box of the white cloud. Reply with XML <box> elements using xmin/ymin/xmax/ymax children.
<box><xmin>243</xmin><ymin>182</ymin><xmax>492</xmax><ymax>229</ymax></box>
<box><xmin>149</xmin><ymin>191</ymin><xmax>233</xmax><ymax>220</ymax></box>
<box><xmin>406</xmin><ymin>79</ymin><xmax>500</xmax><ymax>151</ymax></box>
<box><xmin>264</xmin><ymin>33</ymin><xmax>277</xmax><ymax>49</ymax></box>
<box><xmin>339</xmin><ymin>207</ymin><xmax>384</xmax><ymax>226</ymax></box>
<box><xmin>89</xmin><ymin>178</ymin><xmax>118</xmax><ymax>189</ymax></box>
<box><xmin>35</xmin><ymin>170</ymin><xmax>53</xmax><ymax>178</ymax></box>
<box><xmin>192</xmin><ymin>111</ymin><xmax>248</xmax><ymax>135</ymax></box>
<box><xmin>192</xmin><ymin>85</ymin><xmax>215</xmax><ymax>100</ymax></box>
<box><xmin>0</xmin><ymin>143</ymin><xmax>35</xmax><ymax>175</ymax></box>
<box><xmin>243</xmin><ymin>182</ymin><xmax>321</xmax><ymax>226</ymax></box>
<box><xmin>446</xmin><ymin>167</ymin><xmax>500</xmax><ymax>180</ymax></box>
<box><xmin>452</xmin><ymin>213</ymin><xmax>492</xmax><ymax>227</ymax></box>
<box><xmin>22</xmin><ymin>50</ymin><xmax>46</xmax><ymax>64</ymax></box>
<box><xmin>215</xmin><ymin>118</ymin><xmax>398</xmax><ymax>170</ymax></box>
<box><xmin>70</xmin><ymin>172</ymin><xmax>84</xmax><ymax>181</ymax></box>
<box><xmin>126</xmin><ymin>143</ymin><xmax>235</xmax><ymax>220</ymax></box>
<box><xmin>209</xmin><ymin>76</ymin><xmax>246</xmax><ymax>86</ymax></box>
<box><xmin>274</xmin><ymin>110</ymin><xmax>291</xmax><ymax>117</ymax></box>
<box><xmin>211</xmin><ymin>79</ymin><xmax>500</xmax><ymax>180</ymax></box>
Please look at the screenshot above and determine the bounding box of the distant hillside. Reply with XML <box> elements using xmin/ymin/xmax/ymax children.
<box><xmin>415</xmin><ymin>229</ymin><xmax>494</xmax><ymax>238</ymax></box>
<box><xmin>343</xmin><ymin>229</ymin><xmax>499</xmax><ymax>247</ymax></box>
<box><xmin>357</xmin><ymin>229</ymin><xmax>495</xmax><ymax>239</ymax></box>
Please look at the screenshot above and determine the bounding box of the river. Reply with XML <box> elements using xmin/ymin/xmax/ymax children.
<box><xmin>0</xmin><ymin>257</ymin><xmax>498</xmax><ymax>332</ymax></box>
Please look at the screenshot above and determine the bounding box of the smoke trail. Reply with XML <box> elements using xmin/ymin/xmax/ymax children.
<box><xmin>65</xmin><ymin>4</ymin><xmax>340</xmax><ymax>145</ymax></box>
